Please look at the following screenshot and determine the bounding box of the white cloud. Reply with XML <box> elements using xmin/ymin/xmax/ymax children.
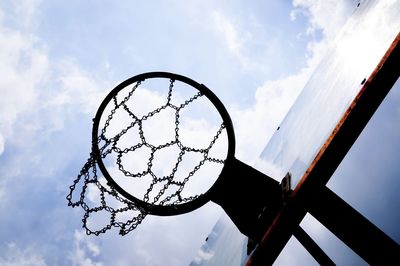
<box><xmin>0</xmin><ymin>133</ymin><xmax>4</xmax><ymax>155</ymax></box>
<box><xmin>212</xmin><ymin>11</ymin><xmax>260</xmax><ymax>71</ymax></box>
<box><xmin>0</xmin><ymin>242</ymin><xmax>46</xmax><ymax>266</ymax></box>
<box><xmin>232</xmin><ymin>67</ymin><xmax>312</xmax><ymax>164</ymax></box>
<box><xmin>51</xmin><ymin>59</ymin><xmax>107</xmax><ymax>115</ymax></box>
<box><xmin>0</xmin><ymin>185</ymin><xmax>4</xmax><ymax>202</ymax></box>
<box><xmin>68</xmin><ymin>230</ymin><xmax>103</xmax><ymax>266</ymax></box>
<box><xmin>0</xmin><ymin>1</ymin><xmax>108</xmax><ymax>156</ymax></box>
<box><xmin>0</xmin><ymin>7</ymin><xmax>106</xmax><ymax>155</ymax></box>
<box><xmin>0</xmin><ymin>20</ymin><xmax>48</xmax><ymax>145</ymax></box>
<box><xmin>0</xmin><ymin>0</ymin><xmax>108</xmax><ymax>237</ymax></box>
<box><xmin>290</xmin><ymin>0</ymin><xmax>358</xmax><ymax>71</ymax></box>
<box><xmin>12</xmin><ymin>0</ymin><xmax>43</xmax><ymax>29</ymax></box>
<box><xmin>292</xmin><ymin>0</ymin><xmax>354</xmax><ymax>39</ymax></box>
<box><xmin>192</xmin><ymin>248</ymin><xmax>215</xmax><ymax>264</ymax></box>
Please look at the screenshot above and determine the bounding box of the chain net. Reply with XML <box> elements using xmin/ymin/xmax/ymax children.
<box><xmin>67</xmin><ymin>78</ymin><xmax>227</xmax><ymax>235</ymax></box>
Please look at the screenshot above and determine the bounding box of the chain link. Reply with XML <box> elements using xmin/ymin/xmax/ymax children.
<box><xmin>67</xmin><ymin>78</ymin><xmax>227</xmax><ymax>235</ymax></box>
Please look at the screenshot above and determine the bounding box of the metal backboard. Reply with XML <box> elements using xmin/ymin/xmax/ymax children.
<box><xmin>256</xmin><ymin>0</ymin><xmax>400</xmax><ymax>188</ymax></box>
<box><xmin>190</xmin><ymin>214</ymin><xmax>247</xmax><ymax>266</ymax></box>
<box><xmin>191</xmin><ymin>0</ymin><xmax>400</xmax><ymax>265</ymax></box>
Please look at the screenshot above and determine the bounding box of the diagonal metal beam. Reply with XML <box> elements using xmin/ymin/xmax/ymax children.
<box><xmin>293</xmin><ymin>226</ymin><xmax>335</xmax><ymax>266</ymax></box>
<box><xmin>309</xmin><ymin>186</ymin><xmax>400</xmax><ymax>264</ymax></box>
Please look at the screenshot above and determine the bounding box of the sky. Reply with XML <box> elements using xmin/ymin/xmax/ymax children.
<box><xmin>0</xmin><ymin>0</ymin><xmax>398</xmax><ymax>265</ymax></box>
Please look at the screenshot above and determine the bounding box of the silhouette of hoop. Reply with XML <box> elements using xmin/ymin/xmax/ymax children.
<box><xmin>92</xmin><ymin>72</ymin><xmax>236</xmax><ymax>215</ymax></box>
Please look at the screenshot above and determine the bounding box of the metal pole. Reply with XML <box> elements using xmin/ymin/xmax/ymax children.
<box><xmin>293</xmin><ymin>226</ymin><xmax>335</xmax><ymax>265</ymax></box>
<box><xmin>309</xmin><ymin>186</ymin><xmax>400</xmax><ymax>264</ymax></box>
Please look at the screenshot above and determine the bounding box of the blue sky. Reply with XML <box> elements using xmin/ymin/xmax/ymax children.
<box><xmin>0</xmin><ymin>0</ymin><xmax>398</xmax><ymax>265</ymax></box>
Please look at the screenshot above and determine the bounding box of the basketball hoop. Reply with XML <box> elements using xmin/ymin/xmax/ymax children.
<box><xmin>67</xmin><ymin>72</ymin><xmax>281</xmax><ymax>239</ymax></box>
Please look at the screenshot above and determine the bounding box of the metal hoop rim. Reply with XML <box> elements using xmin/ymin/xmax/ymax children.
<box><xmin>92</xmin><ymin>71</ymin><xmax>236</xmax><ymax>216</ymax></box>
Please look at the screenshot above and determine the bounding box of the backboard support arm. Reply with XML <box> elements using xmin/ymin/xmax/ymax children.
<box><xmin>293</xmin><ymin>226</ymin><xmax>335</xmax><ymax>266</ymax></box>
<box><xmin>309</xmin><ymin>186</ymin><xmax>400</xmax><ymax>264</ymax></box>
<box><xmin>210</xmin><ymin>157</ymin><xmax>282</xmax><ymax>241</ymax></box>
